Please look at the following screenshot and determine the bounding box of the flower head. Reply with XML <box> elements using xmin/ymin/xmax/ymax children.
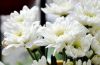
<box><xmin>65</xmin><ymin>34</ymin><xmax>93</xmax><ymax>58</ymax></box>
<box><xmin>2</xmin><ymin>6</ymin><xmax>39</xmax><ymax>27</ymax></box>
<box><xmin>71</xmin><ymin>0</ymin><xmax>100</xmax><ymax>35</ymax></box>
<box><xmin>42</xmin><ymin>0</ymin><xmax>74</xmax><ymax>22</ymax></box>
<box><xmin>2</xmin><ymin>21</ymin><xmax>41</xmax><ymax>49</ymax></box>
<box><xmin>1</xmin><ymin>5</ymin><xmax>42</xmax><ymax>50</ymax></box>
<box><xmin>38</xmin><ymin>17</ymin><xmax>88</xmax><ymax>55</ymax></box>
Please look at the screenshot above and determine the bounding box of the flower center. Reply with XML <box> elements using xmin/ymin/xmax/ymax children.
<box><xmin>60</xmin><ymin>13</ymin><xmax>69</xmax><ymax>17</ymax></box>
<box><xmin>16</xmin><ymin>16</ymin><xmax>24</xmax><ymax>23</ymax></box>
<box><xmin>73</xmin><ymin>40</ymin><xmax>81</xmax><ymax>49</ymax></box>
<box><xmin>84</xmin><ymin>25</ymin><xmax>92</xmax><ymax>29</ymax></box>
<box><xmin>54</xmin><ymin>28</ymin><xmax>65</xmax><ymax>37</ymax></box>
<box><xmin>15</xmin><ymin>31</ymin><xmax>23</xmax><ymax>37</ymax></box>
<box><xmin>84</xmin><ymin>12</ymin><xmax>96</xmax><ymax>17</ymax></box>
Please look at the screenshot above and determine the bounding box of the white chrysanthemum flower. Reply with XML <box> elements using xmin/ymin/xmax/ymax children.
<box><xmin>24</xmin><ymin>21</ymin><xmax>42</xmax><ymax>49</ymax></box>
<box><xmin>2</xmin><ymin>5</ymin><xmax>39</xmax><ymax>34</ymax></box>
<box><xmin>76</xmin><ymin>59</ymin><xmax>91</xmax><ymax>65</ymax></box>
<box><xmin>92</xmin><ymin>55</ymin><xmax>100</xmax><ymax>65</ymax></box>
<box><xmin>42</xmin><ymin>0</ymin><xmax>74</xmax><ymax>22</ymax></box>
<box><xmin>2</xmin><ymin>21</ymin><xmax>42</xmax><ymax>49</ymax></box>
<box><xmin>38</xmin><ymin>17</ymin><xmax>88</xmax><ymax>55</ymax></box>
<box><xmin>80</xmin><ymin>0</ymin><xmax>100</xmax><ymax>10</ymax></box>
<box><xmin>71</xmin><ymin>0</ymin><xmax>100</xmax><ymax>34</ymax></box>
<box><xmin>1</xmin><ymin>5</ymin><xmax>41</xmax><ymax>57</ymax></box>
<box><xmin>2</xmin><ymin>22</ymin><xmax>26</xmax><ymax>44</ymax></box>
<box><xmin>32</xmin><ymin>56</ymin><xmax>47</xmax><ymax>65</ymax></box>
<box><xmin>73</xmin><ymin>3</ymin><xmax>100</xmax><ymax>25</ymax></box>
<box><xmin>65</xmin><ymin>34</ymin><xmax>93</xmax><ymax>58</ymax></box>
<box><xmin>4</xmin><ymin>5</ymin><xmax>39</xmax><ymax>26</ymax></box>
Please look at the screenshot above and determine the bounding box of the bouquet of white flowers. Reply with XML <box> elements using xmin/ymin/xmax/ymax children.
<box><xmin>1</xmin><ymin>0</ymin><xmax>100</xmax><ymax>65</ymax></box>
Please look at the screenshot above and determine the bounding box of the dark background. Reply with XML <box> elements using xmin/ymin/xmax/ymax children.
<box><xmin>0</xmin><ymin>0</ymin><xmax>35</xmax><ymax>15</ymax></box>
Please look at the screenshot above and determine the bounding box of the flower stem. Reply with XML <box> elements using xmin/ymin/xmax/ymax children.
<box><xmin>40</xmin><ymin>46</ymin><xmax>45</xmax><ymax>55</ymax></box>
<box><xmin>62</xmin><ymin>48</ymin><xmax>66</xmax><ymax>61</ymax></box>
<box><xmin>26</xmin><ymin>48</ymin><xmax>34</xmax><ymax>60</ymax></box>
<box><xmin>33</xmin><ymin>51</ymin><xmax>38</xmax><ymax>61</ymax></box>
<box><xmin>45</xmin><ymin>48</ymin><xmax>48</xmax><ymax>59</ymax></box>
<box><xmin>38</xmin><ymin>48</ymin><xmax>42</xmax><ymax>57</ymax></box>
<box><xmin>51</xmin><ymin>55</ymin><xmax>57</xmax><ymax>65</ymax></box>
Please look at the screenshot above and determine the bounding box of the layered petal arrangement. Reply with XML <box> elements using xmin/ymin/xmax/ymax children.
<box><xmin>41</xmin><ymin>0</ymin><xmax>74</xmax><ymax>22</ymax></box>
<box><xmin>38</xmin><ymin>17</ymin><xmax>88</xmax><ymax>55</ymax></box>
<box><xmin>1</xmin><ymin>0</ymin><xmax>100</xmax><ymax>65</ymax></box>
<box><xmin>2</xmin><ymin>6</ymin><xmax>42</xmax><ymax>56</ymax></box>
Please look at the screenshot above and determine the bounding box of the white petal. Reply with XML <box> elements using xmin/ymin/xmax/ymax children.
<box><xmin>83</xmin><ymin>61</ymin><xmax>86</xmax><ymax>65</ymax></box>
<box><xmin>81</xmin><ymin>34</ymin><xmax>93</xmax><ymax>52</ymax></box>
<box><xmin>87</xmin><ymin>60</ymin><xmax>91</xmax><ymax>65</ymax></box>
<box><xmin>32</xmin><ymin>60</ymin><xmax>38</xmax><ymax>65</ymax></box>
<box><xmin>91</xmin><ymin>38</ymin><xmax>100</xmax><ymax>55</ymax></box>
<box><xmin>2</xmin><ymin>44</ymin><xmax>24</xmax><ymax>56</ymax></box>
<box><xmin>0</xmin><ymin>62</ymin><xmax>4</xmax><ymax>65</ymax></box>
<box><xmin>77</xmin><ymin>60</ymin><xmax>82</xmax><ymax>65</ymax></box>
<box><xmin>39</xmin><ymin>56</ymin><xmax>47</xmax><ymax>65</ymax></box>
